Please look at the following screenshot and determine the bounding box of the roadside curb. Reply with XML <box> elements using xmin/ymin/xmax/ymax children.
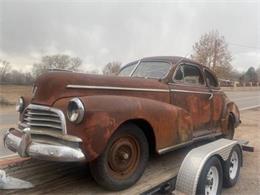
<box><xmin>222</xmin><ymin>87</ymin><xmax>260</xmax><ymax>92</ymax></box>
<box><xmin>240</xmin><ymin>105</ymin><xmax>260</xmax><ymax>111</ymax></box>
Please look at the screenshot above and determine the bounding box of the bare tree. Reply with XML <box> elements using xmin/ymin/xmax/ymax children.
<box><xmin>4</xmin><ymin>70</ymin><xmax>34</xmax><ymax>85</ymax></box>
<box><xmin>86</xmin><ymin>69</ymin><xmax>99</xmax><ymax>75</ymax></box>
<box><xmin>229</xmin><ymin>69</ymin><xmax>243</xmax><ymax>81</ymax></box>
<box><xmin>32</xmin><ymin>54</ymin><xmax>82</xmax><ymax>77</ymax></box>
<box><xmin>102</xmin><ymin>61</ymin><xmax>121</xmax><ymax>75</ymax></box>
<box><xmin>0</xmin><ymin>59</ymin><xmax>11</xmax><ymax>82</ymax></box>
<box><xmin>191</xmin><ymin>30</ymin><xmax>232</xmax><ymax>78</ymax></box>
<box><xmin>70</xmin><ymin>57</ymin><xmax>82</xmax><ymax>70</ymax></box>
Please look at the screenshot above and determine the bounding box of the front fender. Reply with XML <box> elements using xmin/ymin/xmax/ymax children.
<box><xmin>81</xmin><ymin>95</ymin><xmax>193</xmax><ymax>161</ymax></box>
<box><xmin>54</xmin><ymin>95</ymin><xmax>193</xmax><ymax>161</ymax></box>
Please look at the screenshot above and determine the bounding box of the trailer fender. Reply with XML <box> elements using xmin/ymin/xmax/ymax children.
<box><xmin>175</xmin><ymin>139</ymin><xmax>242</xmax><ymax>195</ymax></box>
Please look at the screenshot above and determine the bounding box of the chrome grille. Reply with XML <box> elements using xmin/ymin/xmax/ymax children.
<box><xmin>21</xmin><ymin>104</ymin><xmax>67</xmax><ymax>134</ymax></box>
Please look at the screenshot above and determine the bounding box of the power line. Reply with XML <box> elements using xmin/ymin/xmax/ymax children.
<box><xmin>228</xmin><ymin>42</ymin><xmax>260</xmax><ymax>50</ymax></box>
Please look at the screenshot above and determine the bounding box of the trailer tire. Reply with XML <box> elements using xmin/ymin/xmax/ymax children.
<box><xmin>196</xmin><ymin>156</ymin><xmax>223</xmax><ymax>195</ymax></box>
<box><xmin>89</xmin><ymin>124</ymin><xmax>149</xmax><ymax>191</ymax></box>
<box><xmin>223</xmin><ymin>145</ymin><xmax>241</xmax><ymax>188</ymax></box>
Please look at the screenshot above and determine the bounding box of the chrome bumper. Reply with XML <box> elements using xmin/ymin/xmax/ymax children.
<box><xmin>4</xmin><ymin>128</ymin><xmax>86</xmax><ymax>162</ymax></box>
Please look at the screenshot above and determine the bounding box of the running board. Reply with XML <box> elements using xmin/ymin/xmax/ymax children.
<box><xmin>158</xmin><ymin>132</ymin><xmax>222</xmax><ymax>154</ymax></box>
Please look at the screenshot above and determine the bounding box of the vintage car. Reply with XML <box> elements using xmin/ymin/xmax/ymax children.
<box><xmin>4</xmin><ymin>56</ymin><xmax>240</xmax><ymax>190</ymax></box>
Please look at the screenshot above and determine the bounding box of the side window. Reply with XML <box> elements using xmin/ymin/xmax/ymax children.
<box><xmin>182</xmin><ymin>64</ymin><xmax>204</xmax><ymax>85</ymax></box>
<box><xmin>205</xmin><ymin>70</ymin><xmax>218</xmax><ymax>87</ymax></box>
<box><xmin>173</xmin><ymin>66</ymin><xmax>184</xmax><ymax>82</ymax></box>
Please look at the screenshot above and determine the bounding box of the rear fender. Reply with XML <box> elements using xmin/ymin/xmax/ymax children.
<box><xmin>222</xmin><ymin>101</ymin><xmax>240</xmax><ymax>133</ymax></box>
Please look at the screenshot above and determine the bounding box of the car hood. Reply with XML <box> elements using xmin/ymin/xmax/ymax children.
<box><xmin>31</xmin><ymin>71</ymin><xmax>170</xmax><ymax>106</ymax></box>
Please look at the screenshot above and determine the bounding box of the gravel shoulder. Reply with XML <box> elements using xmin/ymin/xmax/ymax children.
<box><xmin>222</xmin><ymin>108</ymin><xmax>260</xmax><ymax>194</ymax></box>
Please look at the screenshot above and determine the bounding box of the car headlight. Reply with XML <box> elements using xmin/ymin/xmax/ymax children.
<box><xmin>67</xmin><ymin>98</ymin><xmax>85</xmax><ymax>123</ymax></box>
<box><xmin>16</xmin><ymin>97</ymin><xmax>24</xmax><ymax>112</ymax></box>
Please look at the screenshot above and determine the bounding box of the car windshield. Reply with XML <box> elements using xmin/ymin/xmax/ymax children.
<box><xmin>118</xmin><ymin>62</ymin><xmax>137</xmax><ymax>76</ymax></box>
<box><xmin>132</xmin><ymin>61</ymin><xmax>171</xmax><ymax>79</ymax></box>
<box><xmin>119</xmin><ymin>61</ymin><xmax>171</xmax><ymax>79</ymax></box>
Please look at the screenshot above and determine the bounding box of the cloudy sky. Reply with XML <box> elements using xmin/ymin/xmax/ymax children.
<box><xmin>0</xmin><ymin>0</ymin><xmax>259</xmax><ymax>73</ymax></box>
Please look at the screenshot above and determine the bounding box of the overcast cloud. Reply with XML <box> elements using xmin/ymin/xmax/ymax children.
<box><xmin>0</xmin><ymin>0</ymin><xmax>259</xmax><ymax>72</ymax></box>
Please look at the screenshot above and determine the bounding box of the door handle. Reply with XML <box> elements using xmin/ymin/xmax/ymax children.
<box><xmin>208</xmin><ymin>93</ymin><xmax>214</xmax><ymax>100</ymax></box>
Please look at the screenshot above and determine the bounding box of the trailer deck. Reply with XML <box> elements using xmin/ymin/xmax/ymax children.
<box><xmin>0</xmin><ymin>138</ymin><xmax>255</xmax><ymax>195</ymax></box>
<box><xmin>1</xmin><ymin>140</ymin><xmax>207</xmax><ymax>195</ymax></box>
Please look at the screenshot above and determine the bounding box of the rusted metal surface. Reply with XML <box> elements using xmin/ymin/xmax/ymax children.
<box><xmin>4</xmin><ymin>56</ymin><xmax>240</xmax><ymax>163</ymax></box>
<box><xmin>107</xmin><ymin>135</ymin><xmax>140</xmax><ymax>179</ymax></box>
<box><xmin>31</xmin><ymin>72</ymin><xmax>170</xmax><ymax>106</ymax></box>
<box><xmin>221</xmin><ymin>98</ymin><xmax>240</xmax><ymax>135</ymax></box>
<box><xmin>53</xmin><ymin>95</ymin><xmax>191</xmax><ymax>161</ymax></box>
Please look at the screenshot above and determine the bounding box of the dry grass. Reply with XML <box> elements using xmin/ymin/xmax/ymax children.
<box><xmin>0</xmin><ymin>97</ymin><xmax>15</xmax><ymax>106</ymax></box>
<box><xmin>0</xmin><ymin>85</ymin><xmax>32</xmax><ymax>105</ymax></box>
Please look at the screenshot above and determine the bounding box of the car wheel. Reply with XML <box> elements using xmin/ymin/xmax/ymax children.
<box><xmin>224</xmin><ymin>115</ymin><xmax>235</xmax><ymax>140</ymax></box>
<box><xmin>196</xmin><ymin>156</ymin><xmax>223</xmax><ymax>195</ymax></box>
<box><xmin>223</xmin><ymin>145</ymin><xmax>241</xmax><ymax>188</ymax></box>
<box><xmin>89</xmin><ymin>123</ymin><xmax>149</xmax><ymax>191</ymax></box>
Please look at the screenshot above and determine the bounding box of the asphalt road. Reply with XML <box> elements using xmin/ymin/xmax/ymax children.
<box><xmin>0</xmin><ymin>90</ymin><xmax>259</xmax><ymax>157</ymax></box>
<box><xmin>0</xmin><ymin>113</ymin><xmax>18</xmax><ymax>125</ymax></box>
<box><xmin>225</xmin><ymin>90</ymin><xmax>260</xmax><ymax>110</ymax></box>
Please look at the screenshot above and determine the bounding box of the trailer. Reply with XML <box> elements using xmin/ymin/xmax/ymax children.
<box><xmin>0</xmin><ymin>138</ymin><xmax>253</xmax><ymax>195</ymax></box>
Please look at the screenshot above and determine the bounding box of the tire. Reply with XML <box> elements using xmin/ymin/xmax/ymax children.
<box><xmin>223</xmin><ymin>145</ymin><xmax>242</xmax><ymax>188</ymax></box>
<box><xmin>196</xmin><ymin>156</ymin><xmax>223</xmax><ymax>195</ymax></box>
<box><xmin>89</xmin><ymin>124</ymin><xmax>149</xmax><ymax>191</ymax></box>
<box><xmin>224</xmin><ymin>115</ymin><xmax>235</xmax><ymax>140</ymax></box>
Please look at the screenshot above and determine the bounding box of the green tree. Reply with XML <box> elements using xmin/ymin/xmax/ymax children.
<box><xmin>256</xmin><ymin>66</ymin><xmax>260</xmax><ymax>81</ymax></box>
<box><xmin>240</xmin><ymin>67</ymin><xmax>258</xmax><ymax>83</ymax></box>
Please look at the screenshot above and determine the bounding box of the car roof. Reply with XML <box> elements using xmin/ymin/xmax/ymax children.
<box><xmin>120</xmin><ymin>56</ymin><xmax>208</xmax><ymax>71</ymax></box>
<box><xmin>140</xmin><ymin>56</ymin><xmax>200</xmax><ymax>65</ymax></box>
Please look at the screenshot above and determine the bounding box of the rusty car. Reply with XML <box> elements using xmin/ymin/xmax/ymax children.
<box><xmin>3</xmin><ymin>56</ymin><xmax>240</xmax><ymax>190</ymax></box>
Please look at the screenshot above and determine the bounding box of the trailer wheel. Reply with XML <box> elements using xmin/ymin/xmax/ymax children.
<box><xmin>196</xmin><ymin>156</ymin><xmax>223</xmax><ymax>195</ymax></box>
<box><xmin>223</xmin><ymin>145</ymin><xmax>241</xmax><ymax>188</ymax></box>
<box><xmin>89</xmin><ymin>124</ymin><xmax>149</xmax><ymax>191</ymax></box>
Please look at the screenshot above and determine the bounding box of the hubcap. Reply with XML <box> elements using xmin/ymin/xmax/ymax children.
<box><xmin>229</xmin><ymin>151</ymin><xmax>239</xmax><ymax>179</ymax></box>
<box><xmin>107</xmin><ymin>135</ymin><xmax>140</xmax><ymax>179</ymax></box>
<box><xmin>205</xmin><ymin>166</ymin><xmax>219</xmax><ymax>195</ymax></box>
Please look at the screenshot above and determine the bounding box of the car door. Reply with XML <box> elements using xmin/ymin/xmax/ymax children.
<box><xmin>169</xmin><ymin>63</ymin><xmax>213</xmax><ymax>137</ymax></box>
<box><xmin>204</xmin><ymin>69</ymin><xmax>224</xmax><ymax>133</ymax></box>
